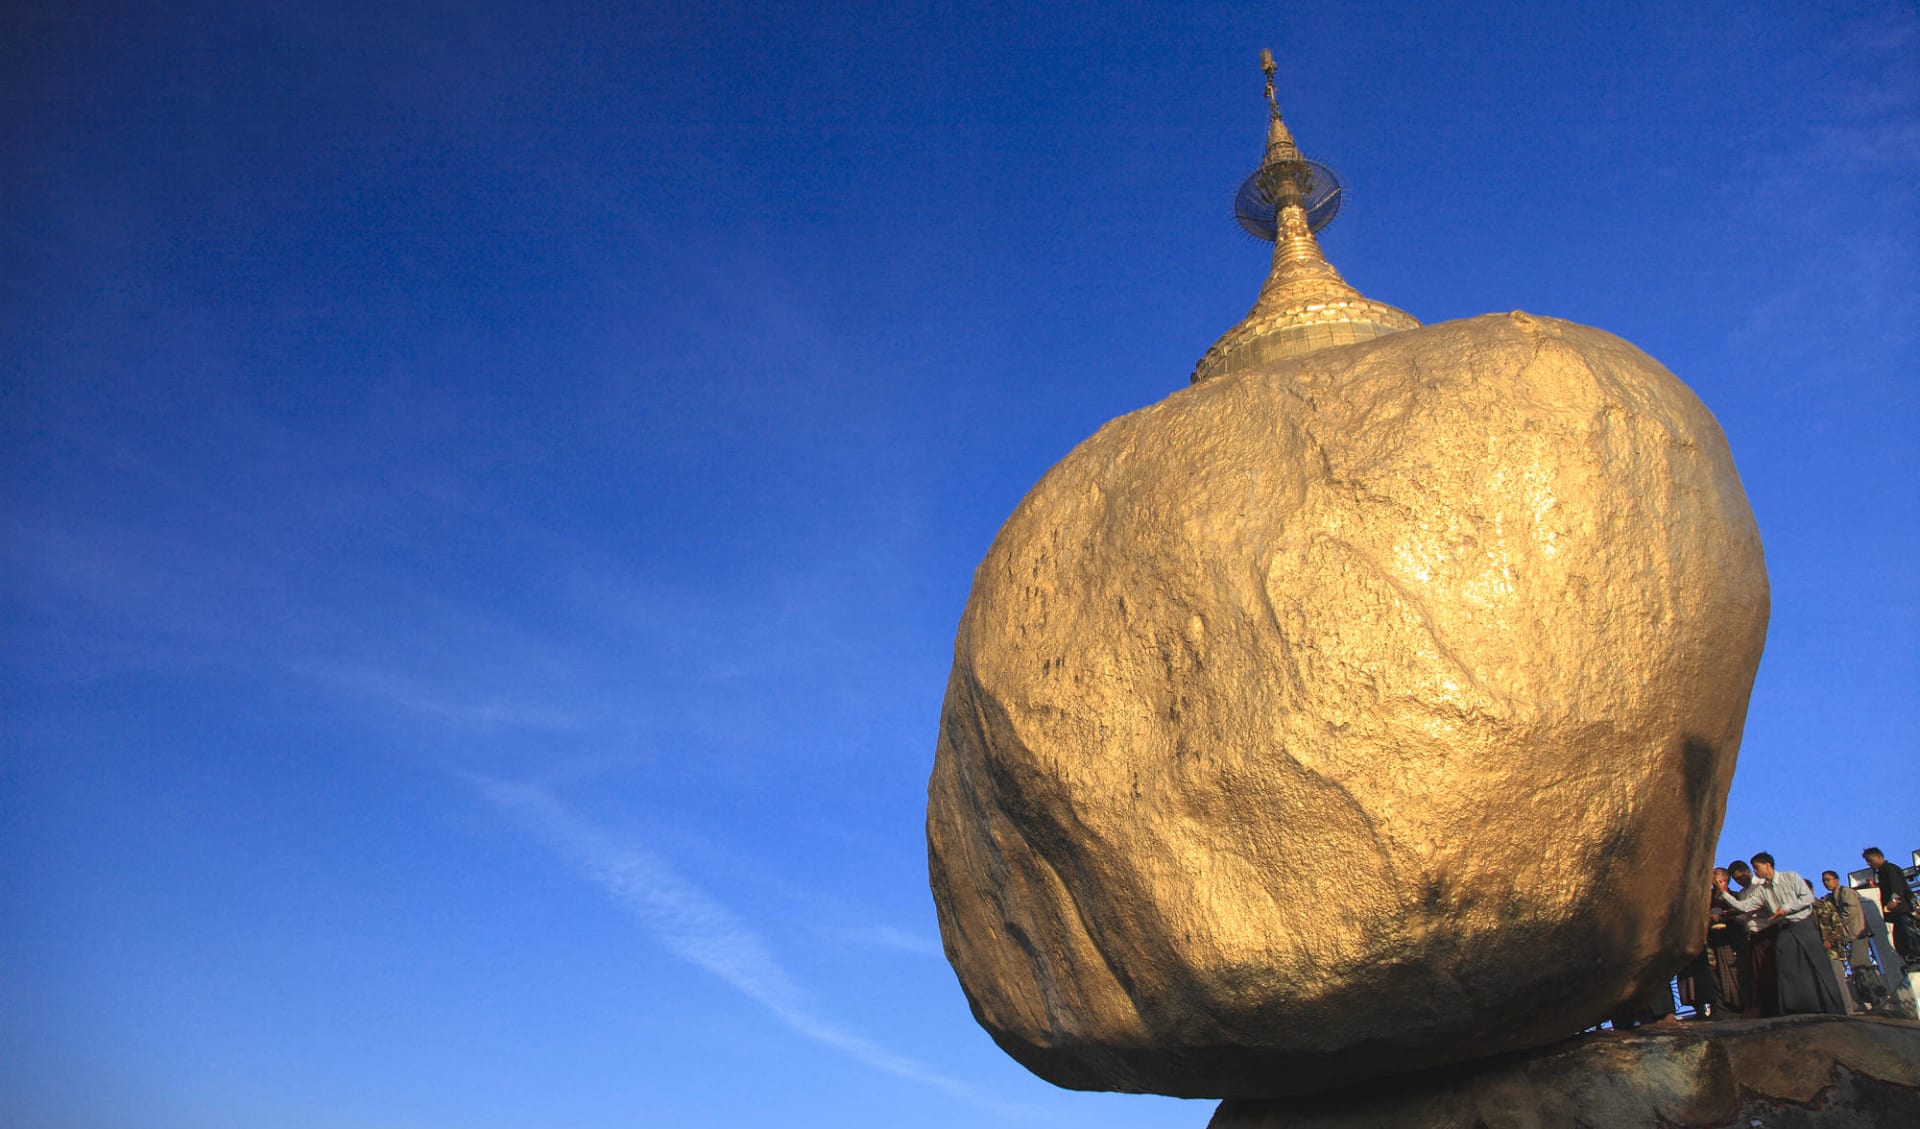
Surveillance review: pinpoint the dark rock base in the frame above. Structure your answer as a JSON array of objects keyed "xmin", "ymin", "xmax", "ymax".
[{"xmin": 1208, "ymin": 1015, "xmax": 1919, "ymax": 1128}]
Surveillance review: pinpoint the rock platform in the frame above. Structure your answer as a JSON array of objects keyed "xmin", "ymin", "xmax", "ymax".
[{"xmin": 1207, "ymin": 1015, "xmax": 1920, "ymax": 1128}]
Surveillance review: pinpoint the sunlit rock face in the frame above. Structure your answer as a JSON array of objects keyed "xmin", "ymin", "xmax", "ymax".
[{"xmin": 926, "ymin": 312, "xmax": 1769, "ymax": 1099}]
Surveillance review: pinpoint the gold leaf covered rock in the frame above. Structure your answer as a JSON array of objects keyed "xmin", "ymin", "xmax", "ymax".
[{"xmin": 926, "ymin": 311, "xmax": 1769, "ymax": 1098}]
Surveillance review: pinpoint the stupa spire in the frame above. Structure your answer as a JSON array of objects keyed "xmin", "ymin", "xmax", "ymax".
[
  {"xmin": 1259, "ymin": 48, "xmax": 1303, "ymax": 165},
  {"xmin": 1191, "ymin": 50, "xmax": 1419, "ymax": 384}
]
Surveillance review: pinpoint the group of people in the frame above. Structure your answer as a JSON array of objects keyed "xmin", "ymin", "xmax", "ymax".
[{"xmin": 1679, "ymin": 846, "xmax": 1917, "ymax": 1023}]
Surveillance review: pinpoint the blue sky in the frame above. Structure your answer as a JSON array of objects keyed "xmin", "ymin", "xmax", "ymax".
[{"xmin": 3, "ymin": 3, "xmax": 1915, "ymax": 1127}]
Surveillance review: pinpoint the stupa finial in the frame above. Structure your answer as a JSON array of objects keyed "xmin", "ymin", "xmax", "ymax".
[
  {"xmin": 1258, "ymin": 49, "xmax": 1304, "ymax": 168},
  {"xmin": 1190, "ymin": 51, "xmax": 1420, "ymax": 384}
]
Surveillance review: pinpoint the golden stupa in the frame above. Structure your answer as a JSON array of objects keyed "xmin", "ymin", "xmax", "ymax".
[
  {"xmin": 930, "ymin": 50, "xmax": 1769, "ymax": 1102},
  {"xmin": 1191, "ymin": 50, "xmax": 1418, "ymax": 384}
]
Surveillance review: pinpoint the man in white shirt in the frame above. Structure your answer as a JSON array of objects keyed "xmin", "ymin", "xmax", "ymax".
[{"xmin": 1715, "ymin": 852, "xmax": 1847, "ymax": 1015}]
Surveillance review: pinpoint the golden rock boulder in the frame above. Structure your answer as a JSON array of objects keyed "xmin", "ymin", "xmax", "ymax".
[{"xmin": 926, "ymin": 312, "xmax": 1768, "ymax": 1098}]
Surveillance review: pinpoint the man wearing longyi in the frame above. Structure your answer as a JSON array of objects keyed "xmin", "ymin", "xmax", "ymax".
[{"xmin": 1716, "ymin": 852, "xmax": 1848, "ymax": 1016}]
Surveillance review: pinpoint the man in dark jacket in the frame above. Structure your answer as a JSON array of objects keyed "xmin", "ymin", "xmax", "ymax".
[{"xmin": 1864, "ymin": 847, "xmax": 1917, "ymax": 965}]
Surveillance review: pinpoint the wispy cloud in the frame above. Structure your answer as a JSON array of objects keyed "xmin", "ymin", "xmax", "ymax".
[
  {"xmin": 1727, "ymin": 5, "xmax": 1918, "ymax": 357},
  {"xmin": 304, "ymin": 662, "xmax": 589, "ymax": 735},
  {"xmin": 473, "ymin": 777, "xmax": 1022, "ymax": 1117},
  {"xmin": 815, "ymin": 921, "xmax": 948, "ymax": 960}
]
